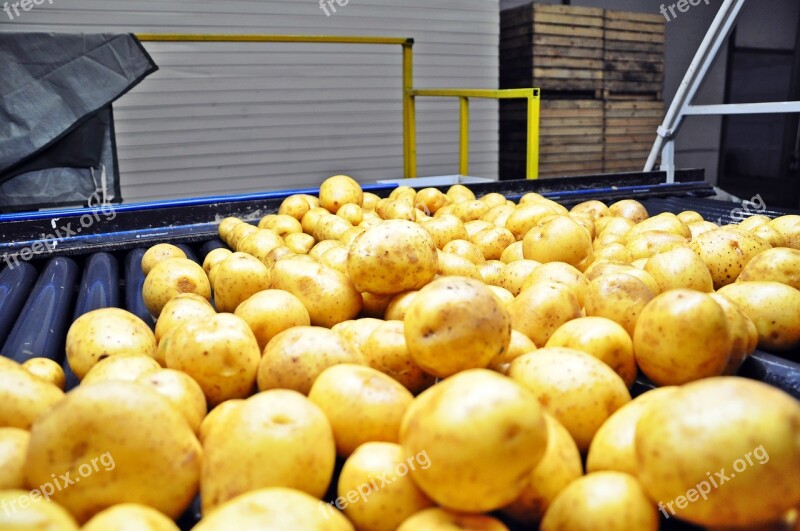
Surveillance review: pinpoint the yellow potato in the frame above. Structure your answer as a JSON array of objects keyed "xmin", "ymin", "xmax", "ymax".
[
  {"xmin": 21, "ymin": 357, "xmax": 65, "ymax": 390},
  {"xmin": 82, "ymin": 504, "xmax": 179, "ymax": 531},
  {"xmin": 487, "ymin": 329, "xmax": 537, "ymax": 375},
  {"xmin": 308, "ymin": 238, "xmax": 344, "ymax": 260},
  {"xmin": 643, "ymin": 246, "xmax": 713, "ymax": 292},
  {"xmin": 390, "ymin": 185, "xmax": 417, "ymax": 202},
  {"xmin": 608, "ymin": 199, "xmax": 648, "ymax": 223},
  {"xmin": 237, "ymin": 228, "xmax": 284, "ymax": 262},
  {"xmin": 257, "ymin": 326, "xmax": 361, "ymax": 395},
  {"xmin": 509, "ymin": 348, "xmax": 631, "ymax": 451},
  {"xmin": 717, "ymin": 281, "xmax": 800, "ymax": 351},
  {"xmin": 478, "ymin": 259, "xmax": 506, "ymax": 285},
  {"xmin": 202, "ymin": 247, "xmax": 232, "ymax": 276},
  {"xmin": 404, "ymin": 277, "xmax": 511, "ymax": 378},
  {"xmin": 636, "ymin": 377, "xmax": 800, "ymax": 527},
  {"xmin": 501, "ymin": 413, "xmax": 583, "ymax": 524},
  {"xmin": 400, "ymin": 369, "xmax": 548, "ymax": 512},
  {"xmin": 278, "ymin": 195, "xmax": 312, "ymax": 221},
  {"xmin": 66, "ymin": 307, "xmax": 157, "ymax": 379},
  {"xmin": 546, "ymin": 317, "xmax": 636, "ymax": 387},
  {"xmin": 360, "ymin": 291, "xmax": 394, "ymax": 318},
  {"xmin": 625, "ymin": 212, "xmax": 691, "ymax": 240},
  {"xmin": 570, "ymin": 213, "xmax": 596, "ymax": 239},
  {"xmin": 625, "ymin": 230, "xmax": 689, "ymax": 260},
  {"xmin": 436, "ymin": 251, "xmax": 483, "ymax": 280},
  {"xmin": 593, "ymin": 230, "xmax": 625, "ymax": 249},
  {"xmin": 211, "ymin": 252, "xmax": 271, "ymax": 313},
  {"xmin": 594, "ymin": 242, "xmax": 633, "ymax": 263},
  {"xmin": 488, "ymin": 285, "xmax": 515, "ymax": 306},
  {"xmin": 464, "ymin": 220, "xmax": 493, "ymax": 238},
  {"xmin": 81, "ymin": 353, "xmax": 160, "ymax": 385},
  {"xmin": 0, "ymin": 428, "xmax": 29, "ymax": 489},
  {"xmin": 571, "ymin": 199, "xmax": 608, "ymax": 221},
  {"xmin": 596, "ymin": 216, "xmax": 635, "ymax": 236},
  {"xmin": 752, "ymin": 223, "xmax": 787, "ymax": 247},
  {"xmin": 136, "ymin": 368, "xmax": 207, "ymax": 435},
  {"xmin": 227, "ymin": 222, "xmax": 258, "ymax": 250},
  {"xmin": 415, "ymin": 188, "xmax": 448, "ymax": 215},
  {"xmin": 420, "ymin": 215, "xmax": 468, "ymax": 249},
  {"xmin": 314, "ymin": 214, "xmax": 353, "ymax": 242},
  {"xmin": 498, "ymin": 259, "xmax": 541, "ymax": 296},
  {"xmin": 347, "ymin": 220, "xmax": 438, "ymax": 295},
  {"xmin": 769, "ymin": 215, "xmax": 800, "ymax": 249},
  {"xmin": 234, "ymin": 289, "xmax": 311, "ymax": 351},
  {"xmin": 677, "ymin": 210, "xmax": 704, "ymax": 224},
  {"xmin": 283, "ymin": 232, "xmax": 315, "ymax": 254},
  {"xmin": 585, "ymin": 386, "xmax": 678, "ymax": 475},
  {"xmin": 202, "ymin": 389, "xmax": 335, "ymax": 512},
  {"xmin": 331, "ymin": 318, "xmax": 384, "ymax": 359},
  {"xmin": 521, "ymin": 262, "xmax": 589, "ymax": 307},
  {"xmin": 508, "ymin": 281, "xmax": 581, "ymax": 346},
  {"xmin": 398, "ymin": 508, "xmax": 509, "ymax": 531},
  {"xmin": 199, "ymin": 399, "xmax": 243, "ymax": 444},
  {"xmin": 163, "ymin": 313, "xmax": 260, "ymax": 406},
  {"xmin": 301, "ymin": 206, "xmax": 332, "ymax": 235},
  {"xmin": 500, "ymin": 240, "xmax": 525, "ymax": 263},
  {"xmin": 584, "ymin": 262, "xmax": 660, "ymax": 296},
  {"xmin": 154, "ymin": 292, "xmax": 215, "ymax": 346},
  {"xmin": 337, "ymin": 202, "xmax": 363, "ymax": 226},
  {"xmin": 441, "ymin": 239, "xmax": 485, "ymax": 264},
  {"xmin": 523, "ymin": 215, "xmax": 593, "ymax": 271},
  {"xmin": 385, "ymin": 290, "xmax": 419, "ymax": 321},
  {"xmin": 737, "ymin": 247, "xmax": 800, "ymax": 289},
  {"xmin": 194, "ymin": 487, "xmax": 353, "ymax": 531},
  {"xmin": 446, "ymin": 184, "xmax": 476, "ymax": 203},
  {"xmin": 319, "ymin": 174, "xmax": 363, "ymax": 213},
  {"xmin": 259, "ymin": 213, "xmax": 303, "ymax": 237},
  {"xmin": 541, "ymin": 472, "xmax": 658, "ymax": 531},
  {"xmin": 709, "ymin": 293, "xmax": 758, "ymax": 375},
  {"xmin": 25, "ymin": 382, "xmax": 201, "ymax": 523},
  {"xmin": 217, "ymin": 216, "xmax": 243, "ymax": 241},
  {"xmin": 690, "ymin": 229, "xmax": 771, "ymax": 289},
  {"xmin": 141, "ymin": 243, "xmax": 186, "ymax": 275},
  {"xmin": 505, "ymin": 203, "xmax": 559, "ymax": 240},
  {"xmin": 362, "ymin": 320, "xmax": 436, "ymax": 394},
  {"xmin": 471, "ymin": 227, "xmax": 516, "ymax": 260},
  {"xmin": 142, "ymin": 258, "xmax": 211, "ymax": 317},
  {"xmin": 0, "ymin": 489, "xmax": 78, "ymax": 530},
  {"xmin": 0, "ymin": 362, "xmax": 64, "ymax": 430},
  {"xmin": 482, "ymin": 204, "xmax": 515, "ymax": 227},
  {"xmin": 688, "ymin": 219, "xmax": 719, "ymax": 238},
  {"xmin": 309, "ymin": 364, "xmax": 413, "ymax": 456},
  {"xmin": 583, "ymin": 272, "xmax": 654, "ymax": 336}
]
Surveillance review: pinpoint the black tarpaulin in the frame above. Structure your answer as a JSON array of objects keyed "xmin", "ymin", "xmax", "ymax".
[{"xmin": 0, "ymin": 32, "xmax": 157, "ymax": 210}]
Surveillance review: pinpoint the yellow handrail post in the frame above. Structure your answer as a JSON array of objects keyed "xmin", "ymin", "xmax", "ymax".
[
  {"xmin": 527, "ymin": 90, "xmax": 540, "ymax": 180},
  {"xmin": 402, "ymin": 42, "xmax": 416, "ymax": 178},
  {"xmin": 459, "ymin": 97, "xmax": 470, "ymax": 175}
]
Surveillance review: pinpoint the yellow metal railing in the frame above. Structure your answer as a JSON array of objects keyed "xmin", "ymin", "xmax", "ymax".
[{"xmin": 135, "ymin": 34, "xmax": 540, "ymax": 180}]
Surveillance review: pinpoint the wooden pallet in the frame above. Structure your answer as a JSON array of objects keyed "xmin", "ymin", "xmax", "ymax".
[
  {"xmin": 603, "ymin": 100, "xmax": 662, "ymax": 172},
  {"xmin": 603, "ymin": 9, "xmax": 665, "ymax": 99}
]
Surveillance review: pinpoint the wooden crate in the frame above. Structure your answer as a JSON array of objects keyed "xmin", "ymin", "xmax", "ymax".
[
  {"xmin": 603, "ymin": 100, "xmax": 663, "ymax": 173},
  {"xmin": 603, "ymin": 10, "xmax": 665, "ymax": 99}
]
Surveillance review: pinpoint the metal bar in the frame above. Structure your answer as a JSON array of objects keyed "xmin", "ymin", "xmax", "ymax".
[
  {"xmin": 410, "ymin": 88, "xmax": 537, "ymax": 99},
  {"xmin": 527, "ymin": 94, "xmax": 540, "ymax": 180},
  {"xmin": 685, "ymin": 102, "xmax": 800, "ymax": 115},
  {"xmin": 403, "ymin": 43, "xmax": 414, "ymax": 178},
  {"xmin": 408, "ymin": 95, "xmax": 417, "ymax": 178},
  {"xmin": 459, "ymin": 97, "xmax": 470, "ymax": 175},
  {"xmin": 135, "ymin": 34, "xmax": 412, "ymax": 45}
]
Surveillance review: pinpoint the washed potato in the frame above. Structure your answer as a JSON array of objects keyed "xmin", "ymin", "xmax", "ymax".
[
  {"xmin": 308, "ymin": 239, "xmax": 344, "ymax": 260},
  {"xmin": 337, "ymin": 203, "xmax": 363, "ymax": 226},
  {"xmin": 463, "ymin": 220, "xmax": 493, "ymax": 239},
  {"xmin": 194, "ymin": 487, "xmax": 353, "ymax": 531},
  {"xmin": 0, "ymin": 428, "xmax": 29, "ymax": 489},
  {"xmin": 751, "ymin": 223, "xmax": 787, "ymax": 247},
  {"xmin": 570, "ymin": 213, "xmax": 596, "ymax": 238},
  {"xmin": 142, "ymin": 257, "xmax": 211, "ymax": 318},
  {"xmin": 385, "ymin": 291, "xmax": 419, "ymax": 321},
  {"xmin": 217, "ymin": 216, "xmax": 243, "ymax": 242},
  {"xmin": 634, "ymin": 289, "xmax": 731, "ymax": 385},
  {"xmin": 347, "ymin": 220, "xmax": 438, "ymax": 295},
  {"xmin": 571, "ymin": 199, "xmax": 608, "ymax": 221},
  {"xmin": 546, "ymin": 317, "xmax": 636, "ymax": 387},
  {"xmin": 498, "ymin": 259, "xmax": 541, "ymax": 296},
  {"xmin": 594, "ymin": 242, "xmax": 633, "ymax": 263},
  {"xmin": 25, "ymin": 382, "xmax": 201, "ymax": 523},
  {"xmin": 0, "ymin": 361, "xmax": 64, "ymax": 429},
  {"xmin": 452, "ymin": 200, "xmax": 490, "ymax": 222},
  {"xmin": 212, "ymin": 252, "xmax": 271, "ymax": 313},
  {"xmin": 320, "ymin": 174, "xmax": 363, "ymax": 213},
  {"xmin": 199, "ymin": 399, "xmax": 244, "ymax": 444},
  {"xmin": 586, "ymin": 386, "xmax": 678, "ymax": 475},
  {"xmin": 301, "ymin": 206, "xmax": 333, "ymax": 235},
  {"xmin": 500, "ymin": 240, "xmax": 525, "ymax": 263},
  {"xmin": 625, "ymin": 212, "xmax": 691, "ymax": 240},
  {"xmin": 361, "ymin": 292, "xmax": 395, "ymax": 318},
  {"xmin": 738, "ymin": 247, "xmax": 800, "ymax": 289},
  {"xmin": 237, "ymin": 228, "xmax": 284, "ymax": 262},
  {"xmin": 636, "ymin": 377, "xmax": 800, "ymax": 527},
  {"xmin": 400, "ymin": 370, "xmax": 548, "ymax": 512},
  {"xmin": 488, "ymin": 285, "xmax": 515, "ymax": 306},
  {"xmin": 523, "ymin": 215, "xmax": 593, "ymax": 271},
  {"xmin": 404, "ymin": 277, "xmax": 511, "ymax": 378},
  {"xmin": 441, "ymin": 239, "xmax": 485, "ymax": 264},
  {"xmin": 415, "ymin": 187, "xmax": 448, "ymax": 215},
  {"xmin": 141, "ymin": 243, "xmax": 186, "ymax": 275},
  {"xmin": 584, "ymin": 272, "xmax": 654, "ymax": 336},
  {"xmin": 596, "ymin": 216, "xmax": 635, "ymax": 236},
  {"xmin": 446, "ymin": 184, "xmax": 476, "ymax": 203},
  {"xmin": 482, "ymin": 204, "xmax": 514, "ymax": 227},
  {"xmin": 521, "ymin": 262, "xmax": 588, "ymax": 307},
  {"xmin": 717, "ymin": 281, "xmax": 800, "ymax": 351},
  {"xmin": 541, "ymin": 472, "xmax": 658, "ymax": 531},
  {"xmin": 332, "ymin": 318, "xmax": 384, "ymax": 359},
  {"xmin": 471, "ymin": 227, "xmax": 515, "ymax": 260},
  {"xmin": 0, "ymin": 489, "xmax": 79, "ymax": 530},
  {"xmin": 643, "ymin": 246, "xmax": 713, "ymax": 292},
  {"xmin": 677, "ymin": 210, "xmax": 704, "ymax": 224},
  {"xmin": 390, "ymin": 185, "xmax": 417, "ymax": 202},
  {"xmin": 202, "ymin": 390, "xmax": 335, "ymax": 512},
  {"xmin": 769, "ymin": 215, "xmax": 800, "ymax": 249},
  {"xmin": 284, "ymin": 232, "xmax": 315, "ymax": 254},
  {"xmin": 584, "ymin": 262, "xmax": 660, "ymax": 296},
  {"xmin": 398, "ymin": 508, "xmax": 509, "ymax": 531},
  {"xmin": 478, "ymin": 260, "xmax": 505, "ymax": 286},
  {"xmin": 272, "ymin": 256, "xmax": 362, "ymax": 327},
  {"xmin": 21, "ymin": 357, "xmax": 65, "ymax": 390},
  {"xmin": 313, "ymin": 213, "xmax": 353, "ymax": 241},
  {"xmin": 259, "ymin": 213, "xmax": 303, "ymax": 237},
  {"xmin": 690, "ymin": 229, "xmax": 771, "ymax": 288},
  {"xmin": 593, "ymin": 230, "xmax": 625, "ymax": 249},
  {"xmin": 278, "ymin": 195, "xmax": 313, "ymax": 221},
  {"xmin": 136, "ymin": 368, "xmax": 207, "ymax": 434},
  {"xmin": 362, "ymin": 320, "xmax": 436, "ymax": 394},
  {"xmin": 625, "ymin": 230, "xmax": 689, "ymax": 260},
  {"xmin": 377, "ymin": 198, "xmax": 416, "ymax": 221},
  {"xmin": 309, "ymin": 364, "xmax": 413, "ymax": 456},
  {"xmin": 487, "ymin": 329, "xmax": 537, "ymax": 375},
  {"xmin": 421, "ymin": 215, "xmax": 468, "ymax": 249},
  {"xmin": 361, "ymin": 192, "xmax": 380, "ymax": 212},
  {"xmin": 709, "ymin": 293, "xmax": 758, "ymax": 375},
  {"xmin": 164, "ymin": 313, "xmax": 260, "ymax": 406},
  {"xmin": 154, "ymin": 292, "xmax": 215, "ymax": 345},
  {"xmin": 257, "ymin": 326, "xmax": 361, "ymax": 395},
  {"xmin": 509, "ymin": 348, "xmax": 631, "ymax": 451},
  {"xmin": 608, "ymin": 199, "xmax": 648, "ymax": 223},
  {"xmin": 505, "ymin": 203, "xmax": 559, "ymax": 241},
  {"xmin": 501, "ymin": 413, "xmax": 583, "ymax": 524},
  {"xmin": 82, "ymin": 504, "xmax": 179, "ymax": 531},
  {"xmin": 227, "ymin": 222, "xmax": 258, "ymax": 250},
  {"xmin": 688, "ymin": 220, "xmax": 719, "ymax": 238},
  {"xmin": 437, "ymin": 251, "xmax": 482, "ymax": 280},
  {"xmin": 508, "ymin": 281, "xmax": 581, "ymax": 346},
  {"xmin": 66, "ymin": 307, "xmax": 157, "ymax": 379},
  {"xmin": 81, "ymin": 353, "xmax": 160, "ymax": 385},
  {"xmin": 234, "ymin": 289, "xmax": 310, "ymax": 351}
]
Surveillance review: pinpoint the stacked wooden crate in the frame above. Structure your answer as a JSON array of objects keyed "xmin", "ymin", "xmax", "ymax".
[{"xmin": 604, "ymin": 100, "xmax": 663, "ymax": 173}]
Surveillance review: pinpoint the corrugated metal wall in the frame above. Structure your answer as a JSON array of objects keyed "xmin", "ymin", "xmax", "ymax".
[{"xmin": 3, "ymin": 0, "xmax": 499, "ymax": 202}]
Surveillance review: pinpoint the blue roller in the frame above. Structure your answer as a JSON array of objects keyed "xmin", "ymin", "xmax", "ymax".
[
  {"xmin": 1, "ymin": 257, "xmax": 78, "ymax": 364},
  {"xmin": 0, "ymin": 262, "xmax": 38, "ymax": 345},
  {"xmin": 124, "ymin": 249, "xmax": 155, "ymax": 328},
  {"xmin": 175, "ymin": 243, "xmax": 199, "ymax": 263}
]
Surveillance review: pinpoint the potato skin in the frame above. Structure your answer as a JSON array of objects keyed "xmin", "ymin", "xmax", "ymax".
[
  {"xmin": 320, "ymin": 174, "xmax": 363, "ymax": 214},
  {"xmin": 583, "ymin": 272, "xmax": 654, "ymax": 337},
  {"xmin": 141, "ymin": 244, "xmax": 186, "ymax": 275},
  {"xmin": 716, "ymin": 281, "xmax": 800, "ymax": 351},
  {"xmin": 523, "ymin": 215, "xmax": 593, "ymax": 271},
  {"xmin": 82, "ymin": 504, "xmax": 180, "ymax": 531},
  {"xmin": 362, "ymin": 320, "xmax": 436, "ymax": 394},
  {"xmin": 234, "ymin": 289, "xmax": 311, "ymax": 351},
  {"xmin": 142, "ymin": 258, "xmax": 211, "ymax": 317},
  {"xmin": 212, "ymin": 252, "xmax": 271, "ymax": 313},
  {"xmin": 398, "ymin": 508, "xmax": 509, "ymax": 531},
  {"xmin": 508, "ymin": 281, "xmax": 581, "ymax": 346},
  {"xmin": 737, "ymin": 247, "xmax": 800, "ymax": 289},
  {"xmin": 690, "ymin": 229, "xmax": 771, "ymax": 289},
  {"xmin": 0, "ymin": 427, "xmax": 30, "ymax": 489}
]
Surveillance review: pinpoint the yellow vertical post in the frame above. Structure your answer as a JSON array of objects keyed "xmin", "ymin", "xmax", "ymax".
[
  {"xmin": 459, "ymin": 97, "xmax": 470, "ymax": 175},
  {"xmin": 526, "ymin": 91, "xmax": 540, "ymax": 180},
  {"xmin": 402, "ymin": 42, "xmax": 416, "ymax": 178}
]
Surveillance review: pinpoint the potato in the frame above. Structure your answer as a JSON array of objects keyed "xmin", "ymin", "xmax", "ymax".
[
  {"xmin": 625, "ymin": 230, "xmax": 689, "ymax": 260},
  {"xmin": 0, "ymin": 428, "xmax": 29, "ymax": 489},
  {"xmin": 400, "ymin": 369, "xmax": 548, "ymax": 512},
  {"xmin": 237, "ymin": 229, "xmax": 284, "ymax": 261},
  {"xmin": 482, "ymin": 204, "xmax": 515, "ymax": 227},
  {"xmin": 594, "ymin": 242, "xmax": 633, "ymax": 264},
  {"xmin": 142, "ymin": 258, "xmax": 211, "ymax": 317},
  {"xmin": 212, "ymin": 252, "xmax": 271, "ymax": 313},
  {"xmin": 398, "ymin": 508, "xmax": 509, "ymax": 531},
  {"xmin": 523, "ymin": 215, "xmax": 593, "ymax": 271},
  {"xmin": 227, "ymin": 222, "xmax": 258, "ymax": 250},
  {"xmin": 301, "ymin": 206, "xmax": 332, "ymax": 234},
  {"xmin": 163, "ymin": 313, "xmax": 260, "ymax": 406},
  {"xmin": 478, "ymin": 259, "xmax": 506, "ymax": 285},
  {"xmin": 452, "ymin": 200, "xmax": 490, "ymax": 223},
  {"xmin": 0, "ymin": 361, "xmax": 64, "ymax": 430},
  {"xmin": 501, "ymin": 413, "xmax": 583, "ymax": 524},
  {"xmin": 141, "ymin": 243, "xmax": 186, "ymax": 275},
  {"xmin": 390, "ymin": 185, "xmax": 417, "ymax": 202},
  {"xmin": 339, "ymin": 225, "xmax": 366, "ymax": 246},
  {"xmin": 687, "ymin": 219, "xmax": 719, "ymax": 239},
  {"xmin": 593, "ymin": 230, "xmax": 625, "ymax": 249},
  {"xmin": 308, "ymin": 239, "xmax": 343, "ymax": 260},
  {"xmin": 541, "ymin": 472, "xmax": 658, "ymax": 531},
  {"xmin": 218, "ymin": 216, "xmax": 243, "ymax": 241},
  {"xmin": 751, "ymin": 223, "xmax": 787, "ymax": 247},
  {"xmin": 313, "ymin": 214, "xmax": 353, "ymax": 242},
  {"xmin": 690, "ymin": 229, "xmax": 771, "ymax": 289},
  {"xmin": 446, "ymin": 184, "xmax": 476, "ymax": 203},
  {"xmin": 738, "ymin": 247, "xmax": 800, "ymax": 289},
  {"xmin": 361, "ymin": 320, "xmax": 435, "ymax": 394},
  {"xmin": 272, "ymin": 256, "xmax": 362, "ymax": 327},
  {"xmin": 309, "ymin": 364, "xmax": 413, "ymax": 456},
  {"xmin": 441, "ymin": 239, "xmax": 485, "ymax": 264},
  {"xmin": 545, "ymin": 317, "xmax": 636, "ymax": 387},
  {"xmin": 636, "ymin": 377, "xmax": 800, "ymax": 527},
  {"xmin": 0, "ymin": 489, "xmax": 79, "ymax": 529},
  {"xmin": 608, "ymin": 199, "xmax": 648, "ymax": 223},
  {"xmin": 234, "ymin": 289, "xmax": 310, "ymax": 351},
  {"xmin": 194, "ymin": 487, "xmax": 353, "ymax": 531},
  {"xmin": 320, "ymin": 174, "xmax": 363, "ymax": 213},
  {"xmin": 199, "ymin": 399, "xmax": 243, "ymax": 444},
  {"xmin": 336, "ymin": 203, "xmax": 363, "ymax": 226},
  {"xmin": 643, "ymin": 246, "xmax": 713, "ymax": 292},
  {"xmin": 21, "ymin": 357, "xmax": 65, "ymax": 390},
  {"xmin": 625, "ymin": 212, "xmax": 691, "ymax": 240},
  {"xmin": 257, "ymin": 326, "xmax": 361, "ymax": 395},
  {"xmin": 471, "ymin": 227, "xmax": 515, "ymax": 260},
  {"xmin": 261, "ymin": 246, "xmax": 295, "ymax": 269},
  {"xmin": 585, "ymin": 386, "xmax": 678, "ymax": 475},
  {"xmin": 466, "ymin": 221, "xmax": 494, "ymax": 239},
  {"xmin": 570, "ymin": 213, "xmax": 596, "ymax": 239},
  {"xmin": 505, "ymin": 204, "xmax": 558, "ymax": 240},
  {"xmin": 709, "ymin": 293, "xmax": 758, "ymax": 375},
  {"xmin": 404, "ymin": 277, "xmax": 511, "ymax": 378},
  {"xmin": 360, "ymin": 292, "xmax": 394, "ymax": 318},
  {"xmin": 487, "ymin": 329, "xmax": 537, "ymax": 375},
  {"xmin": 584, "ymin": 273, "xmax": 654, "ymax": 336},
  {"xmin": 498, "ymin": 259, "xmax": 541, "ymax": 296},
  {"xmin": 82, "ymin": 504, "xmax": 179, "ymax": 531},
  {"xmin": 202, "ymin": 390, "xmax": 335, "ymax": 512},
  {"xmin": 283, "ymin": 232, "xmax": 315, "ymax": 254},
  {"xmin": 769, "ymin": 215, "xmax": 800, "ymax": 249},
  {"xmin": 488, "ymin": 285, "xmax": 515, "ymax": 306},
  {"xmin": 154, "ymin": 293, "xmax": 215, "ymax": 346},
  {"xmin": 521, "ymin": 262, "xmax": 588, "ymax": 307},
  {"xmin": 500, "ymin": 240, "xmax": 525, "ymax": 263},
  {"xmin": 337, "ymin": 442, "xmax": 434, "ymax": 531},
  {"xmin": 25, "ymin": 382, "xmax": 201, "ymax": 523},
  {"xmin": 385, "ymin": 290, "xmax": 419, "ymax": 321},
  {"xmin": 436, "ymin": 251, "xmax": 482, "ymax": 280},
  {"xmin": 202, "ymin": 247, "xmax": 232, "ymax": 276},
  {"xmin": 508, "ymin": 281, "xmax": 581, "ymax": 346},
  {"xmin": 81, "ymin": 353, "xmax": 160, "ymax": 385},
  {"xmin": 596, "ymin": 216, "xmax": 635, "ymax": 236},
  {"xmin": 584, "ymin": 262, "xmax": 660, "ymax": 295},
  {"xmin": 509, "ymin": 348, "xmax": 631, "ymax": 451},
  {"xmin": 66, "ymin": 307, "xmax": 157, "ymax": 379},
  {"xmin": 421, "ymin": 215, "xmax": 468, "ymax": 249},
  {"xmin": 716, "ymin": 281, "xmax": 800, "ymax": 351},
  {"xmin": 331, "ymin": 318, "xmax": 384, "ymax": 359},
  {"xmin": 135, "ymin": 368, "xmax": 207, "ymax": 435},
  {"xmin": 571, "ymin": 199, "xmax": 608, "ymax": 221},
  {"xmin": 677, "ymin": 210, "xmax": 704, "ymax": 224},
  {"xmin": 415, "ymin": 188, "xmax": 448, "ymax": 215}
]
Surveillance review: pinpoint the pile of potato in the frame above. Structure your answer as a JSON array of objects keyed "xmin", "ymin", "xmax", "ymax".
[{"xmin": 2, "ymin": 174, "xmax": 800, "ymax": 530}]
